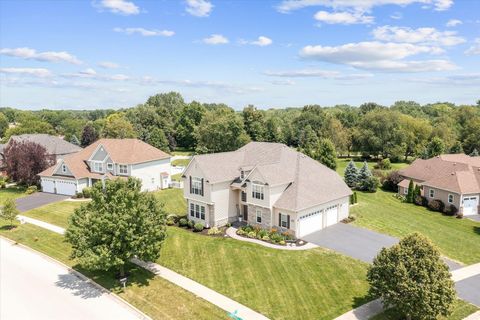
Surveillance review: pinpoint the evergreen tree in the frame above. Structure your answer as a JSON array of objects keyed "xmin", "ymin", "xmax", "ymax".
[
  {"xmin": 427, "ymin": 137, "xmax": 445, "ymax": 158},
  {"xmin": 414, "ymin": 184, "xmax": 421, "ymax": 198},
  {"xmin": 69, "ymin": 134, "xmax": 80, "ymax": 146},
  {"xmin": 448, "ymin": 141, "xmax": 463, "ymax": 154},
  {"xmin": 81, "ymin": 122, "xmax": 98, "ymax": 147},
  {"xmin": 146, "ymin": 127, "xmax": 170, "ymax": 151},
  {"xmin": 344, "ymin": 160, "xmax": 359, "ymax": 188},
  {"xmin": 358, "ymin": 161, "xmax": 372, "ymax": 182},
  {"xmin": 470, "ymin": 148, "xmax": 479, "ymax": 157},
  {"xmin": 315, "ymin": 138, "xmax": 337, "ymax": 170},
  {"xmin": 406, "ymin": 179, "xmax": 414, "ymax": 203}
]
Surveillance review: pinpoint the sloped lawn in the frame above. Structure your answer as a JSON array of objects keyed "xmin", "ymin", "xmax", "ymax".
[
  {"xmin": 0, "ymin": 187, "xmax": 26, "ymax": 202},
  {"xmin": 153, "ymin": 188, "xmax": 186, "ymax": 216},
  {"xmin": 351, "ymin": 189, "xmax": 480, "ymax": 265},
  {"xmin": 21, "ymin": 201, "xmax": 83, "ymax": 228},
  {"xmin": 159, "ymin": 227, "xmax": 372, "ymax": 320}
]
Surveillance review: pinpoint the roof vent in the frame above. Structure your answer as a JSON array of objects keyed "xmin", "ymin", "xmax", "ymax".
[{"xmin": 451, "ymin": 172, "xmax": 455, "ymax": 175}]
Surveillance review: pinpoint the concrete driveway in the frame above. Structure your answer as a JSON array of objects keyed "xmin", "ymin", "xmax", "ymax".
[
  {"xmin": 467, "ymin": 215, "xmax": 480, "ymax": 222},
  {"xmin": 16, "ymin": 192, "xmax": 70, "ymax": 212},
  {"xmin": 456, "ymin": 274, "xmax": 480, "ymax": 307},
  {"xmin": 302, "ymin": 223, "xmax": 398, "ymax": 263},
  {"xmin": 0, "ymin": 238, "xmax": 146, "ymax": 320}
]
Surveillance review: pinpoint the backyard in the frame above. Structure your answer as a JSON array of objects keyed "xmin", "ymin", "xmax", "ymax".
[{"xmin": 335, "ymin": 158, "xmax": 409, "ymax": 176}]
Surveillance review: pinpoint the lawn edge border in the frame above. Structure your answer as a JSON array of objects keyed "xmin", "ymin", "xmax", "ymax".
[{"xmin": 0, "ymin": 235, "xmax": 152, "ymax": 320}]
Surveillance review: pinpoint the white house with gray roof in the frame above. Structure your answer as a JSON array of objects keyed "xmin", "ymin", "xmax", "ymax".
[{"xmin": 182, "ymin": 142, "xmax": 352, "ymax": 238}]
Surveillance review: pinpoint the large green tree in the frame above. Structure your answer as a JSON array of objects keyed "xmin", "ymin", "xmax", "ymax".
[
  {"xmin": 0, "ymin": 112, "xmax": 9, "ymax": 139},
  {"xmin": 175, "ymin": 101, "xmax": 206, "ymax": 149},
  {"xmin": 65, "ymin": 178, "xmax": 167, "ymax": 277},
  {"xmin": 367, "ymin": 233, "xmax": 456, "ymax": 320},
  {"xmin": 242, "ymin": 105, "xmax": 266, "ymax": 141},
  {"xmin": 102, "ymin": 113, "xmax": 137, "ymax": 139},
  {"xmin": 315, "ymin": 138, "xmax": 337, "ymax": 170}
]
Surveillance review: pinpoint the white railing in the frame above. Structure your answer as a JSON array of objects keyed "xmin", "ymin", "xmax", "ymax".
[{"xmin": 170, "ymin": 181, "xmax": 184, "ymax": 189}]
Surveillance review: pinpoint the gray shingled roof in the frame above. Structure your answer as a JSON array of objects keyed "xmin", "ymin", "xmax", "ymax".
[
  {"xmin": 6, "ymin": 134, "xmax": 82, "ymax": 156},
  {"xmin": 191, "ymin": 142, "xmax": 352, "ymax": 212}
]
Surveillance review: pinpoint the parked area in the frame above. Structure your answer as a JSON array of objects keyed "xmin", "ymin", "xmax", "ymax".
[{"xmin": 15, "ymin": 192, "xmax": 69, "ymax": 213}]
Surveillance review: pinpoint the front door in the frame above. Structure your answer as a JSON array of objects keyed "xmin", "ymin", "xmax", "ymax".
[{"xmin": 243, "ymin": 205, "xmax": 248, "ymax": 221}]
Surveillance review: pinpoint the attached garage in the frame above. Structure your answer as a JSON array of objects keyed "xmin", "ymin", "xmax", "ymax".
[
  {"xmin": 463, "ymin": 196, "xmax": 479, "ymax": 216},
  {"xmin": 40, "ymin": 177, "xmax": 77, "ymax": 196},
  {"xmin": 325, "ymin": 205, "xmax": 339, "ymax": 227},
  {"xmin": 297, "ymin": 204, "xmax": 340, "ymax": 238},
  {"xmin": 41, "ymin": 178, "xmax": 55, "ymax": 193}
]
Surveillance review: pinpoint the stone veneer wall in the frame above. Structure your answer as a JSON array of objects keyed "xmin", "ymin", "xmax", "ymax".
[{"xmin": 247, "ymin": 204, "xmax": 272, "ymax": 229}]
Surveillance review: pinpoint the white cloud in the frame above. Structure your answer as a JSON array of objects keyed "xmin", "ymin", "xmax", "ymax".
[
  {"xmin": 239, "ymin": 36, "xmax": 273, "ymax": 46},
  {"xmin": 299, "ymin": 41, "xmax": 455, "ymax": 72},
  {"xmin": 276, "ymin": 0, "xmax": 453, "ymax": 13},
  {"xmin": 264, "ymin": 69, "xmax": 374, "ymax": 79},
  {"xmin": 96, "ymin": 0, "xmax": 139, "ymax": 15},
  {"xmin": 98, "ymin": 61, "xmax": 120, "ymax": 69},
  {"xmin": 0, "ymin": 47, "xmax": 82, "ymax": 64},
  {"xmin": 64, "ymin": 68, "xmax": 129, "ymax": 81},
  {"xmin": 390, "ymin": 11, "xmax": 403, "ymax": 19},
  {"xmin": 372, "ymin": 26, "xmax": 465, "ymax": 46},
  {"xmin": 0, "ymin": 67, "xmax": 52, "ymax": 78},
  {"xmin": 113, "ymin": 27, "xmax": 174, "ymax": 37},
  {"xmin": 465, "ymin": 38, "xmax": 480, "ymax": 55},
  {"xmin": 271, "ymin": 79, "xmax": 296, "ymax": 85},
  {"xmin": 314, "ymin": 11, "xmax": 374, "ymax": 24},
  {"xmin": 140, "ymin": 77, "xmax": 263, "ymax": 94},
  {"xmin": 410, "ymin": 73, "xmax": 480, "ymax": 86},
  {"xmin": 185, "ymin": 0, "xmax": 213, "ymax": 17},
  {"xmin": 203, "ymin": 34, "xmax": 229, "ymax": 45},
  {"xmin": 446, "ymin": 19, "xmax": 462, "ymax": 27}
]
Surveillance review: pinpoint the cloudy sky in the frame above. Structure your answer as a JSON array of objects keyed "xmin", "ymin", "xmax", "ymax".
[{"xmin": 0, "ymin": 0, "xmax": 479, "ymax": 110}]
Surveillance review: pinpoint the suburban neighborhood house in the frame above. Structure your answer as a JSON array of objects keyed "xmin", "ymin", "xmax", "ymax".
[
  {"xmin": 0, "ymin": 133, "xmax": 82, "ymax": 169},
  {"xmin": 39, "ymin": 138, "xmax": 172, "ymax": 195},
  {"xmin": 183, "ymin": 142, "xmax": 352, "ymax": 238},
  {"xmin": 398, "ymin": 154, "xmax": 480, "ymax": 216}
]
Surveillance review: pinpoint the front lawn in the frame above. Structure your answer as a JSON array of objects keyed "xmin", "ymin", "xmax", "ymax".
[
  {"xmin": 0, "ymin": 186, "xmax": 27, "ymax": 203},
  {"xmin": 159, "ymin": 227, "xmax": 372, "ymax": 320},
  {"xmin": 172, "ymin": 158, "xmax": 191, "ymax": 167},
  {"xmin": 0, "ymin": 220, "xmax": 226, "ymax": 320},
  {"xmin": 152, "ymin": 188, "xmax": 187, "ymax": 216},
  {"xmin": 351, "ymin": 189, "xmax": 480, "ymax": 265},
  {"xmin": 21, "ymin": 201, "xmax": 83, "ymax": 228},
  {"xmin": 336, "ymin": 158, "xmax": 408, "ymax": 176},
  {"xmin": 371, "ymin": 299, "xmax": 478, "ymax": 320}
]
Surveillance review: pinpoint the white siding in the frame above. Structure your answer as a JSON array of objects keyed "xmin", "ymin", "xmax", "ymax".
[
  {"xmin": 210, "ymin": 181, "xmax": 237, "ymax": 225},
  {"xmin": 131, "ymin": 158, "xmax": 171, "ymax": 192},
  {"xmin": 183, "ymin": 159, "xmax": 212, "ymax": 202}
]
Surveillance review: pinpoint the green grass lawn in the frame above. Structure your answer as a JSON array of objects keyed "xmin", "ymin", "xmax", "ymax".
[
  {"xmin": 351, "ymin": 189, "xmax": 480, "ymax": 265},
  {"xmin": 336, "ymin": 158, "xmax": 409, "ymax": 176},
  {"xmin": 21, "ymin": 201, "xmax": 83, "ymax": 228},
  {"xmin": 171, "ymin": 148, "xmax": 194, "ymax": 156},
  {"xmin": 0, "ymin": 220, "xmax": 226, "ymax": 320},
  {"xmin": 172, "ymin": 158, "xmax": 191, "ymax": 167},
  {"xmin": 371, "ymin": 299, "xmax": 478, "ymax": 320},
  {"xmin": 159, "ymin": 227, "xmax": 372, "ymax": 320},
  {"xmin": 0, "ymin": 187, "xmax": 27, "ymax": 203},
  {"xmin": 171, "ymin": 173, "xmax": 182, "ymax": 182},
  {"xmin": 152, "ymin": 188, "xmax": 187, "ymax": 216}
]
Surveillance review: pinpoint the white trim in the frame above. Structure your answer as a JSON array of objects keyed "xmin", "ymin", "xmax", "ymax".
[
  {"xmin": 87, "ymin": 143, "xmax": 106, "ymax": 161},
  {"xmin": 118, "ymin": 164, "xmax": 128, "ymax": 175},
  {"xmin": 256, "ymin": 209, "xmax": 262, "ymax": 223}
]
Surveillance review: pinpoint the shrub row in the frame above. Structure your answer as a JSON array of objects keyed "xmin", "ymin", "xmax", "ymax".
[{"xmin": 236, "ymin": 225, "xmax": 294, "ymax": 245}]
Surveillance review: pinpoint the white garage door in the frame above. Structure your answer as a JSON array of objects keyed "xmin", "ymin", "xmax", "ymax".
[
  {"xmin": 298, "ymin": 210, "xmax": 323, "ymax": 238},
  {"xmin": 325, "ymin": 205, "xmax": 338, "ymax": 227},
  {"xmin": 463, "ymin": 197, "xmax": 478, "ymax": 216},
  {"xmin": 41, "ymin": 179, "xmax": 55, "ymax": 193},
  {"xmin": 55, "ymin": 180, "xmax": 77, "ymax": 196}
]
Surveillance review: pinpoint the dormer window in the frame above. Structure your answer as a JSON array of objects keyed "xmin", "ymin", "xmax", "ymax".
[
  {"xmin": 92, "ymin": 161, "xmax": 103, "ymax": 173},
  {"xmin": 240, "ymin": 171, "xmax": 244, "ymax": 179},
  {"xmin": 107, "ymin": 163, "xmax": 113, "ymax": 171}
]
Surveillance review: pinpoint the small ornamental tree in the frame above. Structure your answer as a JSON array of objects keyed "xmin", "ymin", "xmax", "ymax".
[
  {"xmin": 1, "ymin": 199, "xmax": 19, "ymax": 227},
  {"xmin": 406, "ymin": 180, "xmax": 414, "ymax": 203},
  {"xmin": 4, "ymin": 140, "xmax": 53, "ymax": 186},
  {"xmin": 357, "ymin": 161, "xmax": 372, "ymax": 188},
  {"xmin": 367, "ymin": 233, "xmax": 456, "ymax": 320},
  {"xmin": 344, "ymin": 160, "xmax": 359, "ymax": 188},
  {"xmin": 65, "ymin": 177, "xmax": 167, "ymax": 277},
  {"xmin": 470, "ymin": 148, "xmax": 479, "ymax": 157},
  {"xmin": 414, "ymin": 185, "xmax": 421, "ymax": 198},
  {"xmin": 315, "ymin": 138, "xmax": 337, "ymax": 170},
  {"xmin": 80, "ymin": 122, "xmax": 99, "ymax": 147},
  {"xmin": 69, "ymin": 134, "xmax": 80, "ymax": 146}
]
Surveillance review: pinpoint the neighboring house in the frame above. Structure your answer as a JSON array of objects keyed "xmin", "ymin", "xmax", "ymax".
[
  {"xmin": 182, "ymin": 142, "xmax": 352, "ymax": 238},
  {"xmin": 0, "ymin": 134, "xmax": 82, "ymax": 169},
  {"xmin": 398, "ymin": 154, "xmax": 480, "ymax": 216},
  {"xmin": 38, "ymin": 139, "xmax": 171, "ymax": 195}
]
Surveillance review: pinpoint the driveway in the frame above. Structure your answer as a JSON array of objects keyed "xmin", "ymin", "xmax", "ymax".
[
  {"xmin": 15, "ymin": 192, "xmax": 69, "ymax": 212},
  {"xmin": 0, "ymin": 238, "xmax": 146, "ymax": 320},
  {"xmin": 467, "ymin": 215, "xmax": 480, "ymax": 222},
  {"xmin": 456, "ymin": 274, "xmax": 480, "ymax": 307}
]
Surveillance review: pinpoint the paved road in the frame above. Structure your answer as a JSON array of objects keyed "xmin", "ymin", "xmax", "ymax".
[
  {"xmin": 16, "ymin": 192, "xmax": 69, "ymax": 212},
  {"xmin": 0, "ymin": 238, "xmax": 146, "ymax": 320}
]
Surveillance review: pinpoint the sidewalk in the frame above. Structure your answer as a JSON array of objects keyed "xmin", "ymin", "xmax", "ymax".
[{"xmin": 17, "ymin": 215, "xmax": 66, "ymax": 235}]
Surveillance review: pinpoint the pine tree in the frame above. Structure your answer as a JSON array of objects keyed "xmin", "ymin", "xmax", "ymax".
[
  {"xmin": 406, "ymin": 180, "xmax": 414, "ymax": 203},
  {"xmin": 353, "ymin": 191, "xmax": 358, "ymax": 204},
  {"xmin": 358, "ymin": 161, "xmax": 372, "ymax": 182},
  {"xmin": 69, "ymin": 134, "xmax": 80, "ymax": 146},
  {"xmin": 470, "ymin": 148, "xmax": 479, "ymax": 157},
  {"xmin": 344, "ymin": 160, "xmax": 359, "ymax": 188}
]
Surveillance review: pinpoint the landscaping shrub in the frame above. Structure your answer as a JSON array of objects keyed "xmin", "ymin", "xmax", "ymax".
[
  {"xmin": 167, "ymin": 214, "xmax": 179, "ymax": 223},
  {"xmin": 428, "ymin": 199, "xmax": 445, "ymax": 213},
  {"xmin": 358, "ymin": 176, "xmax": 379, "ymax": 192},
  {"xmin": 414, "ymin": 195, "xmax": 426, "ymax": 206},
  {"xmin": 237, "ymin": 229, "xmax": 245, "ymax": 236},
  {"xmin": 353, "ymin": 192, "xmax": 358, "ymax": 204},
  {"xmin": 270, "ymin": 232, "xmax": 283, "ymax": 243},
  {"xmin": 179, "ymin": 218, "xmax": 188, "ymax": 227},
  {"xmin": 166, "ymin": 219, "xmax": 175, "ymax": 226},
  {"xmin": 445, "ymin": 204, "xmax": 458, "ymax": 216},
  {"xmin": 456, "ymin": 211, "xmax": 464, "ymax": 219},
  {"xmin": 247, "ymin": 231, "xmax": 256, "ymax": 238},
  {"xmin": 82, "ymin": 187, "xmax": 92, "ymax": 198},
  {"xmin": 0, "ymin": 181, "xmax": 6, "ymax": 189},
  {"xmin": 25, "ymin": 185, "xmax": 37, "ymax": 194},
  {"xmin": 226, "ymin": 222, "xmax": 232, "ymax": 228},
  {"xmin": 207, "ymin": 227, "xmax": 221, "ymax": 235},
  {"xmin": 75, "ymin": 192, "xmax": 84, "ymax": 198},
  {"xmin": 374, "ymin": 158, "xmax": 392, "ymax": 170},
  {"xmin": 187, "ymin": 220, "xmax": 194, "ymax": 229},
  {"xmin": 258, "ymin": 229, "xmax": 268, "ymax": 238},
  {"xmin": 262, "ymin": 235, "xmax": 270, "ymax": 241},
  {"xmin": 193, "ymin": 223, "xmax": 204, "ymax": 232},
  {"xmin": 381, "ymin": 170, "xmax": 402, "ymax": 192}
]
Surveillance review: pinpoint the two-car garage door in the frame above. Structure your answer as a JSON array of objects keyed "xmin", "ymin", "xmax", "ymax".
[
  {"xmin": 297, "ymin": 205, "xmax": 339, "ymax": 238},
  {"xmin": 463, "ymin": 196, "xmax": 478, "ymax": 216},
  {"xmin": 41, "ymin": 178, "xmax": 77, "ymax": 196}
]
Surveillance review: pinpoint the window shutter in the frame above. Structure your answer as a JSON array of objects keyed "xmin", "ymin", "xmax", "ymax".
[
  {"xmin": 278, "ymin": 213, "xmax": 281, "ymax": 227},
  {"xmin": 287, "ymin": 215, "xmax": 290, "ymax": 229},
  {"xmin": 189, "ymin": 176, "xmax": 192, "ymax": 193},
  {"xmin": 201, "ymin": 178, "xmax": 204, "ymax": 196}
]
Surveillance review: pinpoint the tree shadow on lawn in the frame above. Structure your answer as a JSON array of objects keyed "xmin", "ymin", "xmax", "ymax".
[
  {"xmin": 353, "ymin": 292, "xmax": 377, "ymax": 309},
  {"xmin": 0, "ymin": 225, "xmax": 17, "ymax": 231},
  {"xmin": 73, "ymin": 262, "xmax": 155, "ymax": 294},
  {"xmin": 474, "ymin": 226, "xmax": 480, "ymax": 236}
]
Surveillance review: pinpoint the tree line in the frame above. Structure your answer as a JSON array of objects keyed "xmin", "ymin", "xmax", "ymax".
[{"xmin": 1, "ymin": 93, "xmax": 479, "ymax": 163}]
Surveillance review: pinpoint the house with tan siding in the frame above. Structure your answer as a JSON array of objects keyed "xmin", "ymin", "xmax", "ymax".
[
  {"xmin": 182, "ymin": 142, "xmax": 352, "ymax": 238},
  {"xmin": 398, "ymin": 154, "xmax": 480, "ymax": 216}
]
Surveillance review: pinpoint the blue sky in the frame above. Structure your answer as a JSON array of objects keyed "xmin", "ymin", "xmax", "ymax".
[{"xmin": 1, "ymin": 0, "xmax": 479, "ymax": 110}]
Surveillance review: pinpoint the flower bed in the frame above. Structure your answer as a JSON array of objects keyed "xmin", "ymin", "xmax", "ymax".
[{"xmin": 236, "ymin": 225, "xmax": 306, "ymax": 246}]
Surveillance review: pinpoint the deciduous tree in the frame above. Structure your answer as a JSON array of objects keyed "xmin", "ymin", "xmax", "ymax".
[
  {"xmin": 315, "ymin": 138, "xmax": 337, "ymax": 170},
  {"xmin": 81, "ymin": 122, "xmax": 99, "ymax": 147},
  {"xmin": 1, "ymin": 198, "xmax": 19, "ymax": 227}
]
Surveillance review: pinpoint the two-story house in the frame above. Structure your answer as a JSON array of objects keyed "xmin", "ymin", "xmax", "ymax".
[
  {"xmin": 39, "ymin": 139, "xmax": 171, "ymax": 195},
  {"xmin": 183, "ymin": 142, "xmax": 352, "ymax": 238}
]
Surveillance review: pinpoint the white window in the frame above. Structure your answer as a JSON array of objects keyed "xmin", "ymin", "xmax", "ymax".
[
  {"xmin": 429, "ymin": 189, "xmax": 435, "ymax": 198},
  {"xmin": 256, "ymin": 210, "xmax": 262, "ymax": 223},
  {"xmin": 190, "ymin": 203, "xmax": 205, "ymax": 220},
  {"xmin": 404, "ymin": 187, "xmax": 408, "ymax": 195},
  {"xmin": 151, "ymin": 177, "xmax": 155, "ymax": 183},
  {"xmin": 119, "ymin": 164, "xmax": 128, "ymax": 175},
  {"xmin": 92, "ymin": 161, "xmax": 103, "ymax": 172},
  {"xmin": 192, "ymin": 177, "xmax": 203, "ymax": 195},
  {"xmin": 240, "ymin": 171, "xmax": 244, "ymax": 179},
  {"xmin": 280, "ymin": 214, "xmax": 288, "ymax": 228},
  {"xmin": 190, "ymin": 203, "xmax": 195, "ymax": 217},
  {"xmin": 448, "ymin": 194, "xmax": 454, "ymax": 204},
  {"xmin": 107, "ymin": 163, "xmax": 113, "ymax": 170},
  {"xmin": 252, "ymin": 183, "xmax": 264, "ymax": 200},
  {"xmin": 61, "ymin": 164, "xmax": 67, "ymax": 173}
]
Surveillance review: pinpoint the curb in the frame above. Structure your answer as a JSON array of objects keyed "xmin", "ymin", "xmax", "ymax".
[{"xmin": 0, "ymin": 236, "xmax": 152, "ymax": 320}]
